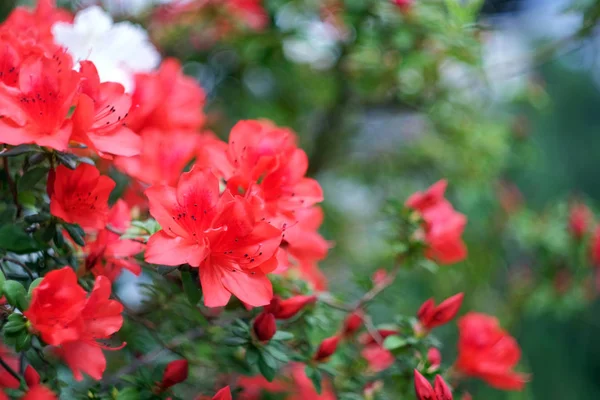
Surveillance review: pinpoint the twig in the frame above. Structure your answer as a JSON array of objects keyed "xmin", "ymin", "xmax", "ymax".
[
  {"xmin": 362, "ymin": 314, "xmax": 384, "ymax": 347},
  {"xmin": 103, "ymin": 327, "xmax": 206, "ymax": 387},
  {"xmin": 105, "ymin": 225, "xmax": 147, "ymax": 244},
  {"xmin": 0, "ymin": 356, "xmax": 23, "ymax": 387},
  {"xmin": 2, "ymin": 257, "xmax": 35, "ymax": 280},
  {"xmin": 2, "ymin": 157, "xmax": 22, "ymax": 218}
]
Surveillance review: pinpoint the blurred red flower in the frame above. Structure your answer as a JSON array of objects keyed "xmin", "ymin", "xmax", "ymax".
[{"xmin": 455, "ymin": 313, "xmax": 528, "ymax": 391}]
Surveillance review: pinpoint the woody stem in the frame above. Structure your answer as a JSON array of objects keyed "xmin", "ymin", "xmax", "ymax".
[{"xmin": 0, "ymin": 356, "xmax": 24, "ymax": 387}]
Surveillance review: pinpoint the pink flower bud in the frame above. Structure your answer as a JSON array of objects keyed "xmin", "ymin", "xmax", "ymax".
[
  {"xmin": 569, "ymin": 202, "xmax": 592, "ymax": 239},
  {"xmin": 434, "ymin": 375, "xmax": 453, "ymax": 400},
  {"xmin": 342, "ymin": 310, "xmax": 363, "ymax": 336},
  {"xmin": 253, "ymin": 312, "xmax": 276, "ymax": 342},
  {"xmin": 212, "ymin": 386, "xmax": 232, "ymax": 400},
  {"xmin": 427, "ymin": 347, "xmax": 441, "ymax": 370},
  {"xmin": 417, "ymin": 293, "xmax": 464, "ymax": 331},
  {"xmin": 414, "ymin": 369, "xmax": 435, "ymax": 400}
]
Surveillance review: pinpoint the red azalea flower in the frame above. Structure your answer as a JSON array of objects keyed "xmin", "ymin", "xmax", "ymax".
[
  {"xmin": 24, "ymin": 267, "xmax": 87, "ymax": 346},
  {"xmin": 569, "ymin": 202, "xmax": 592, "ymax": 239},
  {"xmin": 127, "ymin": 58, "xmax": 206, "ymax": 133},
  {"xmin": 0, "ymin": 52, "xmax": 79, "ymax": 151},
  {"xmin": 71, "ymin": 61, "xmax": 141, "ymax": 158},
  {"xmin": 144, "ymin": 168, "xmax": 282, "ymax": 307},
  {"xmin": 114, "ymin": 129, "xmax": 200, "ymax": 186},
  {"xmin": 54, "ymin": 275, "xmax": 124, "ymax": 381},
  {"xmin": 160, "ymin": 359, "xmax": 189, "ymax": 391},
  {"xmin": 406, "ymin": 180, "xmax": 467, "ymax": 265},
  {"xmin": 26, "ymin": 267, "xmax": 124, "ymax": 381},
  {"xmin": 455, "ymin": 313, "xmax": 528, "ymax": 391},
  {"xmin": 84, "ymin": 200, "xmax": 144, "ymax": 281},
  {"xmin": 264, "ymin": 294, "xmax": 317, "ymax": 319},
  {"xmin": 417, "ymin": 293, "xmax": 464, "ymax": 331},
  {"xmin": 49, "ymin": 163, "xmax": 116, "ymax": 230}
]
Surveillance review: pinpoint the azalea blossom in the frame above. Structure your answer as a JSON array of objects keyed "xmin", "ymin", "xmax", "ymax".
[
  {"xmin": 406, "ymin": 180, "xmax": 467, "ymax": 264},
  {"xmin": 414, "ymin": 370, "xmax": 453, "ymax": 400},
  {"xmin": 359, "ymin": 329, "xmax": 399, "ymax": 372},
  {"xmin": 264, "ymin": 294, "xmax": 317, "ymax": 319},
  {"xmin": 0, "ymin": 51, "xmax": 79, "ymax": 151},
  {"xmin": 49, "ymin": 164, "xmax": 116, "ymax": 230},
  {"xmin": 455, "ymin": 312, "xmax": 528, "ymax": 391},
  {"xmin": 71, "ymin": 61, "xmax": 141, "ymax": 158},
  {"xmin": 52, "ymin": 6, "xmax": 160, "ymax": 92},
  {"xmin": 84, "ymin": 200, "xmax": 144, "ymax": 281},
  {"xmin": 144, "ymin": 168, "xmax": 282, "ymax": 307},
  {"xmin": 24, "ymin": 267, "xmax": 124, "ymax": 381}
]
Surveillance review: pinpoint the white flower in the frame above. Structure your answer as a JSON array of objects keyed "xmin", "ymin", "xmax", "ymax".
[{"xmin": 51, "ymin": 6, "xmax": 161, "ymax": 92}]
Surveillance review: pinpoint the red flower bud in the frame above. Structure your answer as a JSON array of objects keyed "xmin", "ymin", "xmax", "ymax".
[
  {"xmin": 24, "ymin": 365, "xmax": 40, "ymax": 387},
  {"xmin": 212, "ymin": 386, "xmax": 232, "ymax": 400},
  {"xmin": 264, "ymin": 295, "xmax": 317, "ymax": 320},
  {"xmin": 417, "ymin": 293, "xmax": 464, "ymax": 331},
  {"xmin": 342, "ymin": 311, "xmax": 363, "ymax": 336},
  {"xmin": 314, "ymin": 335, "xmax": 340, "ymax": 361},
  {"xmin": 427, "ymin": 348, "xmax": 441, "ymax": 370},
  {"xmin": 371, "ymin": 269, "xmax": 388, "ymax": 286},
  {"xmin": 160, "ymin": 359, "xmax": 188, "ymax": 391},
  {"xmin": 253, "ymin": 312, "xmax": 276, "ymax": 342},
  {"xmin": 434, "ymin": 375, "xmax": 453, "ymax": 400},
  {"xmin": 414, "ymin": 370, "xmax": 435, "ymax": 400},
  {"xmin": 569, "ymin": 202, "xmax": 592, "ymax": 239}
]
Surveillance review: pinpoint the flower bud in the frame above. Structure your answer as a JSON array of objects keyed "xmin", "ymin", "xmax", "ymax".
[
  {"xmin": 434, "ymin": 375, "xmax": 453, "ymax": 400},
  {"xmin": 371, "ymin": 269, "xmax": 388, "ymax": 286},
  {"xmin": 392, "ymin": 0, "xmax": 413, "ymax": 13},
  {"xmin": 212, "ymin": 385, "xmax": 232, "ymax": 400},
  {"xmin": 414, "ymin": 369, "xmax": 435, "ymax": 400},
  {"xmin": 569, "ymin": 202, "xmax": 592, "ymax": 239},
  {"xmin": 253, "ymin": 312, "xmax": 276, "ymax": 342},
  {"xmin": 417, "ymin": 293, "xmax": 464, "ymax": 331},
  {"xmin": 160, "ymin": 359, "xmax": 188, "ymax": 391},
  {"xmin": 342, "ymin": 310, "xmax": 363, "ymax": 336},
  {"xmin": 427, "ymin": 347, "xmax": 441, "ymax": 370},
  {"xmin": 314, "ymin": 335, "xmax": 340, "ymax": 361},
  {"xmin": 265, "ymin": 295, "xmax": 317, "ymax": 320},
  {"xmin": 24, "ymin": 365, "xmax": 40, "ymax": 387}
]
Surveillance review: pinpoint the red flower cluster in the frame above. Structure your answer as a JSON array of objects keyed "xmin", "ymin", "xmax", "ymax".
[
  {"xmin": 359, "ymin": 329, "xmax": 399, "ymax": 372},
  {"xmin": 406, "ymin": 180, "xmax": 467, "ymax": 265},
  {"xmin": 455, "ymin": 313, "xmax": 528, "ymax": 391},
  {"xmin": 24, "ymin": 267, "xmax": 124, "ymax": 381}
]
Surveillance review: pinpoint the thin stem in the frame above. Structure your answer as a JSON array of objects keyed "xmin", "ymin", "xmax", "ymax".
[
  {"xmin": 105, "ymin": 225, "xmax": 147, "ymax": 244},
  {"xmin": 2, "ymin": 157, "xmax": 22, "ymax": 218}
]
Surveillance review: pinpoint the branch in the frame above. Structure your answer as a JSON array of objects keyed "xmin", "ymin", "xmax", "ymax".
[
  {"xmin": 0, "ymin": 356, "xmax": 23, "ymax": 387},
  {"xmin": 103, "ymin": 327, "xmax": 206, "ymax": 387},
  {"xmin": 105, "ymin": 225, "xmax": 147, "ymax": 244},
  {"xmin": 2, "ymin": 157, "xmax": 22, "ymax": 218},
  {"xmin": 2, "ymin": 257, "xmax": 35, "ymax": 280}
]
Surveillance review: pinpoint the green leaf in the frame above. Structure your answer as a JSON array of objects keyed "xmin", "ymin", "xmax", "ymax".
[
  {"xmin": 3, "ymin": 280, "xmax": 28, "ymax": 310},
  {"xmin": 0, "ymin": 270, "xmax": 5, "ymax": 296},
  {"xmin": 0, "ymin": 145, "xmax": 41, "ymax": 157},
  {"xmin": 18, "ymin": 167, "xmax": 47, "ymax": 191},
  {"xmin": 223, "ymin": 336, "xmax": 248, "ymax": 346},
  {"xmin": 0, "ymin": 225, "xmax": 41, "ymax": 254},
  {"xmin": 63, "ymin": 224, "xmax": 85, "ymax": 247},
  {"xmin": 263, "ymin": 344, "xmax": 289, "ymax": 363},
  {"xmin": 181, "ymin": 270, "xmax": 201, "ymax": 305},
  {"xmin": 3, "ymin": 314, "xmax": 26, "ymax": 334},
  {"xmin": 305, "ymin": 365, "xmax": 322, "ymax": 394},
  {"xmin": 383, "ymin": 335, "xmax": 408, "ymax": 350},
  {"xmin": 116, "ymin": 387, "xmax": 140, "ymax": 400},
  {"xmin": 258, "ymin": 356, "xmax": 276, "ymax": 382},
  {"xmin": 272, "ymin": 331, "xmax": 294, "ymax": 341},
  {"xmin": 24, "ymin": 213, "xmax": 51, "ymax": 224},
  {"xmin": 55, "ymin": 152, "xmax": 78, "ymax": 169},
  {"xmin": 38, "ymin": 221, "xmax": 56, "ymax": 243},
  {"xmin": 246, "ymin": 346, "xmax": 260, "ymax": 365},
  {"xmin": 15, "ymin": 331, "xmax": 32, "ymax": 351},
  {"xmin": 260, "ymin": 350, "xmax": 277, "ymax": 369},
  {"xmin": 28, "ymin": 278, "xmax": 43, "ymax": 294}
]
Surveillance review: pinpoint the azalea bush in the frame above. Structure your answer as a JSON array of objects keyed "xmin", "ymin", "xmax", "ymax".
[{"xmin": 1, "ymin": 0, "xmax": 600, "ymax": 399}]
